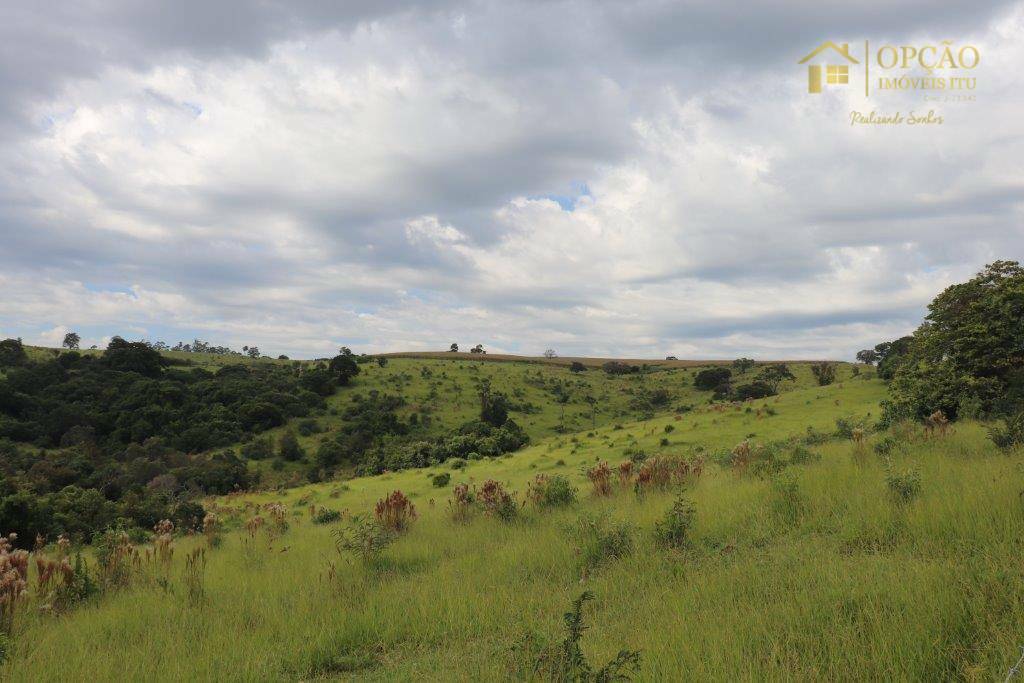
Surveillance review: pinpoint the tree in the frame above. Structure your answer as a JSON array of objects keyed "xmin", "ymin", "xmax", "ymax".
[
  {"xmin": 733, "ymin": 381, "xmax": 775, "ymax": 401},
  {"xmin": 246, "ymin": 346, "xmax": 261, "ymax": 359},
  {"xmin": 0, "ymin": 338, "xmax": 27, "ymax": 367},
  {"xmin": 855, "ymin": 349, "xmax": 879, "ymax": 365},
  {"xmin": 732, "ymin": 358, "xmax": 756, "ymax": 375},
  {"xmin": 569, "ymin": 361, "xmax": 587, "ymax": 373},
  {"xmin": 376, "ymin": 356, "xmax": 388, "ymax": 368},
  {"xmin": 602, "ymin": 361, "xmax": 637, "ymax": 376},
  {"xmin": 884, "ymin": 260, "xmax": 1024, "ymax": 421},
  {"xmin": 810, "ymin": 362, "xmax": 837, "ymax": 386},
  {"xmin": 755, "ymin": 364, "xmax": 795, "ymax": 393},
  {"xmin": 543, "ymin": 349, "xmax": 557, "ymax": 359},
  {"xmin": 478, "ymin": 381, "xmax": 509, "ymax": 426},
  {"xmin": 470, "ymin": 344, "xmax": 486, "ymax": 354},
  {"xmin": 278, "ymin": 430, "xmax": 304, "ymax": 461},
  {"xmin": 694, "ymin": 367, "xmax": 731, "ymax": 391},
  {"xmin": 103, "ymin": 336, "xmax": 164, "ymax": 377},
  {"xmin": 62, "ymin": 332, "xmax": 81, "ymax": 350},
  {"xmin": 875, "ymin": 336, "xmax": 914, "ymax": 380},
  {"xmin": 449, "ymin": 343, "xmax": 459, "ymax": 352},
  {"xmin": 329, "ymin": 352, "xmax": 361, "ymax": 385},
  {"xmin": 665, "ymin": 356, "xmax": 678, "ymax": 361}
]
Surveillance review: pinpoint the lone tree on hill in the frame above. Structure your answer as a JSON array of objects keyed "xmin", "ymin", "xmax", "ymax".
[
  {"xmin": 543, "ymin": 349, "xmax": 557, "ymax": 358},
  {"xmin": 62, "ymin": 332, "xmax": 81, "ymax": 350},
  {"xmin": 470, "ymin": 344, "xmax": 486, "ymax": 354},
  {"xmin": 329, "ymin": 350, "xmax": 361, "ymax": 385},
  {"xmin": 449, "ymin": 343, "xmax": 459, "ymax": 352},
  {"xmin": 756, "ymin": 364, "xmax": 796, "ymax": 393}
]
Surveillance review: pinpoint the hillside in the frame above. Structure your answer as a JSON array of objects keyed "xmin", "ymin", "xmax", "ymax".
[{"xmin": 12, "ymin": 375, "xmax": 1024, "ymax": 679}]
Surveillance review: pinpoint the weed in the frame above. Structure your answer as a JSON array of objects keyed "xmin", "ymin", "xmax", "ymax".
[
  {"xmin": 333, "ymin": 516, "xmax": 396, "ymax": 563},
  {"xmin": 312, "ymin": 508, "xmax": 342, "ymax": 525},
  {"xmin": 989, "ymin": 412, "xmax": 1024, "ymax": 450},
  {"xmin": 654, "ymin": 496, "xmax": 696, "ymax": 549},
  {"xmin": 540, "ymin": 591, "xmax": 641, "ymax": 682},
  {"xmin": 448, "ymin": 483, "xmax": 476, "ymax": 523},
  {"xmin": 586, "ymin": 462, "xmax": 614, "ymax": 497},
  {"xmin": 479, "ymin": 479, "xmax": 519, "ymax": 521},
  {"xmin": 182, "ymin": 547, "xmax": 207, "ymax": 605},
  {"xmin": 374, "ymin": 491, "xmax": 417, "ymax": 533},
  {"xmin": 771, "ymin": 474, "xmax": 805, "ymax": 527},
  {"xmin": 886, "ymin": 468, "xmax": 921, "ymax": 504},
  {"xmin": 565, "ymin": 513, "xmax": 634, "ymax": 571},
  {"xmin": 0, "ymin": 533, "xmax": 29, "ymax": 633},
  {"xmin": 527, "ymin": 474, "xmax": 578, "ymax": 508}
]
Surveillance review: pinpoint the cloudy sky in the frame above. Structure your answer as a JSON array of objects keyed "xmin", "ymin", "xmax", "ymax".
[{"xmin": 1, "ymin": 1, "xmax": 1021, "ymax": 359}]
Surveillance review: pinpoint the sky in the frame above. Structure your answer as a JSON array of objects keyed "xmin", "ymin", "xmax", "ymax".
[{"xmin": 0, "ymin": 1, "xmax": 1022, "ymax": 360}]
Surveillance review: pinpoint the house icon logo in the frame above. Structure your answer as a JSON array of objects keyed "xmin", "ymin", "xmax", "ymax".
[{"xmin": 798, "ymin": 41, "xmax": 859, "ymax": 93}]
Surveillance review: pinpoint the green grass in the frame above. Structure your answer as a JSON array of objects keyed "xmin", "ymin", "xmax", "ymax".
[{"xmin": 6, "ymin": 368, "xmax": 1024, "ymax": 681}]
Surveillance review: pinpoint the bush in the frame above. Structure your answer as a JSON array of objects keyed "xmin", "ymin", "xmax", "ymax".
[
  {"xmin": 694, "ymin": 367, "xmax": 731, "ymax": 391},
  {"xmin": 278, "ymin": 431, "xmax": 304, "ymax": 462},
  {"xmin": 653, "ymin": 496, "xmax": 696, "ymax": 549},
  {"xmin": 810, "ymin": 362, "xmax": 837, "ymax": 386},
  {"xmin": 296, "ymin": 419, "xmax": 322, "ymax": 437},
  {"xmin": 886, "ymin": 468, "xmax": 921, "ymax": 504},
  {"xmin": 333, "ymin": 515, "xmax": 395, "ymax": 562},
  {"xmin": 989, "ymin": 413, "xmax": 1024, "ymax": 450},
  {"xmin": 312, "ymin": 508, "xmax": 342, "ymax": 525},
  {"xmin": 537, "ymin": 591, "xmax": 641, "ymax": 682},
  {"xmin": 431, "ymin": 472, "xmax": 451, "ymax": 488},
  {"xmin": 374, "ymin": 490, "xmax": 416, "ymax": 533},
  {"xmin": 478, "ymin": 479, "xmax": 518, "ymax": 521},
  {"xmin": 565, "ymin": 512, "xmax": 634, "ymax": 570},
  {"xmin": 526, "ymin": 474, "xmax": 577, "ymax": 508},
  {"xmin": 732, "ymin": 381, "xmax": 775, "ymax": 401}
]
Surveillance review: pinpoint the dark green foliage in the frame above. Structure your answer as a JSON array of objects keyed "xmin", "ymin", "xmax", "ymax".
[
  {"xmin": 432, "ymin": 472, "xmax": 451, "ymax": 488},
  {"xmin": 313, "ymin": 508, "xmax": 342, "ymax": 524},
  {"xmin": 278, "ymin": 430, "xmax": 304, "ymax": 461},
  {"xmin": 569, "ymin": 361, "xmax": 587, "ymax": 373},
  {"xmin": 654, "ymin": 496, "xmax": 695, "ymax": 549},
  {"xmin": 694, "ymin": 367, "xmax": 731, "ymax": 391},
  {"xmin": 883, "ymin": 262, "xmax": 1024, "ymax": 423},
  {"xmin": 479, "ymin": 381, "xmax": 510, "ymax": 426},
  {"xmin": 732, "ymin": 358, "xmax": 756, "ymax": 375},
  {"xmin": 810, "ymin": 362, "xmax": 837, "ymax": 386},
  {"xmin": 241, "ymin": 436, "xmax": 274, "ymax": 460},
  {"xmin": 102, "ymin": 336, "xmax": 165, "ymax": 377},
  {"xmin": 602, "ymin": 361, "xmax": 638, "ymax": 376},
  {"xmin": 732, "ymin": 381, "xmax": 775, "ymax": 401},
  {"xmin": 989, "ymin": 412, "xmax": 1024, "ymax": 450},
  {"xmin": 755, "ymin": 364, "xmax": 795, "ymax": 393},
  {"xmin": 329, "ymin": 351, "xmax": 361, "ymax": 386},
  {"xmin": 856, "ymin": 349, "xmax": 879, "ymax": 365},
  {"xmin": 333, "ymin": 515, "xmax": 396, "ymax": 562},
  {"xmin": 528, "ymin": 474, "xmax": 577, "ymax": 508},
  {"xmin": 0, "ymin": 339, "xmax": 27, "ymax": 367},
  {"xmin": 874, "ymin": 336, "xmax": 913, "ymax": 380}
]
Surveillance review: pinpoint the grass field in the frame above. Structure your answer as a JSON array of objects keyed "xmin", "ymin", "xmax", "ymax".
[{"xmin": 7, "ymin": 369, "xmax": 1024, "ymax": 681}]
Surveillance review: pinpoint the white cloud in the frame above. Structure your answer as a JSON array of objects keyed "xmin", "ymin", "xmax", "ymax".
[{"xmin": 1, "ymin": 1, "xmax": 1022, "ymax": 359}]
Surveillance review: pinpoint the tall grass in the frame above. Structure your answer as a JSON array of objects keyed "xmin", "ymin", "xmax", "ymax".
[{"xmin": 5, "ymin": 379, "xmax": 1024, "ymax": 680}]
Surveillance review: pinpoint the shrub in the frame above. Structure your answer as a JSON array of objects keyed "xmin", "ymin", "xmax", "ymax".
[
  {"xmin": 810, "ymin": 362, "xmax": 837, "ymax": 386},
  {"xmin": 732, "ymin": 382, "xmax": 775, "ymax": 401},
  {"xmin": 312, "ymin": 508, "xmax": 342, "ymax": 525},
  {"xmin": 694, "ymin": 367, "xmax": 731, "ymax": 391},
  {"xmin": 374, "ymin": 491, "xmax": 416, "ymax": 533},
  {"xmin": 278, "ymin": 430, "xmax": 305, "ymax": 462},
  {"xmin": 989, "ymin": 413, "xmax": 1024, "ymax": 450},
  {"xmin": 586, "ymin": 462, "xmax": 613, "ymax": 496},
  {"xmin": 431, "ymin": 472, "xmax": 451, "ymax": 488},
  {"xmin": 886, "ymin": 468, "xmax": 921, "ymax": 504},
  {"xmin": 653, "ymin": 496, "xmax": 696, "ymax": 549},
  {"xmin": 448, "ymin": 483, "xmax": 476, "ymax": 523},
  {"xmin": 565, "ymin": 513, "xmax": 634, "ymax": 570},
  {"xmin": 526, "ymin": 474, "xmax": 577, "ymax": 509},
  {"xmin": 296, "ymin": 419, "xmax": 322, "ymax": 436},
  {"xmin": 333, "ymin": 515, "xmax": 396, "ymax": 562},
  {"xmin": 478, "ymin": 480, "xmax": 519, "ymax": 521}
]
